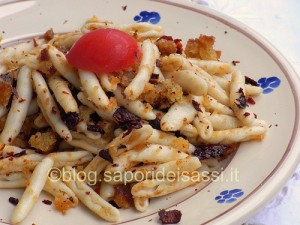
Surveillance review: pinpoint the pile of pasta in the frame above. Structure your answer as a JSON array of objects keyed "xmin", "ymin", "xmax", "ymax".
[{"xmin": 0, "ymin": 17, "xmax": 267, "ymax": 224}]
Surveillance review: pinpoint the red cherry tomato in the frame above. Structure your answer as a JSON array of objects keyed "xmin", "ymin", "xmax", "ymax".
[{"xmin": 66, "ymin": 28, "xmax": 141, "ymax": 73}]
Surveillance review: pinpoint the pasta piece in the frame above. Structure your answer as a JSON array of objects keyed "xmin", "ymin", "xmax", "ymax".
[
  {"xmin": 82, "ymin": 17, "xmax": 163, "ymax": 40},
  {"xmin": 208, "ymin": 113, "xmax": 241, "ymax": 130},
  {"xmin": 193, "ymin": 111, "xmax": 213, "ymax": 141},
  {"xmin": 147, "ymin": 128, "xmax": 194, "ymax": 153},
  {"xmin": 131, "ymin": 173, "xmax": 200, "ymax": 198},
  {"xmin": 77, "ymin": 92, "xmax": 115, "ymax": 121},
  {"xmin": 124, "ymin": 39, "xmax": 155, "ymax": 100},
  {"xmin": 164, "ymin": 70, "xmax": 208, "ymax": 96},
  {"xmin": 0, "ymin": 66, "xmax": 33, "ymax": 144},
  {"xmin": 32, "ymin": 70, "xmax": 72, "ymax": 142},
  {"xmin": 33, "ymin": 113, "xmax": 50, "ymax": 128},
  {"xmin": 211, "ymin": 74, "xmax": 230, "ymax": 90},
  {"xmin": 106, "ymin": 144, "xmax": 188, "ymax": 173},
  {"xmin": 49, "ymin": 151, "xmax": 93, "ymax": 168},
  {"xmin": 252, "ymin": 119, "xmax": 268, "ymax": 127},
  {"xmin": 212, "ymin": 75, "xmax": 263, "ymax": 96},
  {"xmin": 48, "ymin": 76, "xmax": 79, "ymax": 113},
  {"xmin": 44, "ymin": 178, "xmax": 79, "ymax": 213},
  {"xmin": 99, "ymin": 73, "xmax": 118, "ymax": 92},
  {"xmin": 188, "ymin": 58, "xmax": 233, "ymax": 75},
  {"xmin": 79, "ymin": 69, "xmax": 111, "ymax": 111},
  {"xmin": 161, "ymin": 54, "xmax": 229, "ymax": 106},
  {"xmin": 11, "ymin": 157, "xmax": 54, "ymax": 224},
  {"xmin": 179, "ymin": 124, "xmax": 198, "ymax": 139},
  {"xmin": 0, "ymin": 153, "xmax": 44, "ymax": 175},
  {"xmin": 245, "ymin": 84, "xmax": 263, "ymax": 96},
  {"xmin": 27, "ymin": 97, "xmax": 39, "ymax": 116},
  {"xmin": 84, "ymin": 155, "xmax": 109, "ymax": 181},
  {"xmin": 134, "ymin": 197, "xmax": 149, "ymax": 212},
  {"xmin": 69, "ymin": 131, "xmax": 109, "ymax": 153},
  {"xmin": 76, "ymin": 121, "xmax": 101, "ymax": 140},
  {"xmin": 191, "ymin": 96, "xmax": 212, "ymax": 141},
  {"xmin": 202, "ymin": 95, "xmax": 234, "ymax": 116},
  {"xmin": 0, "ymin": 65, "xmax": 6, "ymax": 73},
  {"xmin": 106, "ymin": 156, "xmax": 201, "ymax": 185},
  {"xmin": 114, "ymin": 86, "xmax": 155, "ymax": 120},
  {"xmin": 0, "ymin": 105, "xmax": 7, "ymax": 119},
  {"xmin": 200, "ymin": 126, "xmax": 267, "ymax": 144},
  {"xmin": 153, "ymin": 44, "xmax": 165, "ymax": 81},
  {"xmin": 0, "ymin": 172, "xmax": 27, "ymax": 188},
  {"xmin": 0, "ymin": 40, "xmax": 43, "ymax": 66},
  {"xmin": 99, "ymin": 182, "xmax": 115, "ymax": 201},
  {"xmin": 1, "ymin": 144, "xmax": 24, "ymax": 157},
  {"xmin": 107, "ymin": 124, "xmax": 153, "ymax": 154},
  {"xmin": 17, "ymin": 54, "xmax": 40, "ymax": 70},
  {"xmin": 229, "ymin": 70, "xmax": 255, "ymax": 125},
  {"xmin": 67, "ymin": 140, "xmax": 98, "ymax": 154},
  {"xmin": 49, "ymin": 32, "xmax": 82, "ymax": 49},
  {"xmin": 161, "ymin": 97, "xmax": 196, "ymax": 131},
  {"xmin": 47, "ymin": 45, "xmax": 81, "ymax": 89},
  {"xmin": 64, "ymin": 166, "xmax": 120, "ymax": 222}
]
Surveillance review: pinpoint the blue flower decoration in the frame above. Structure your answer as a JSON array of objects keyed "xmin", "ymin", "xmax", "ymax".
[
  {"xmin": 215, "ymin": 189, "xmax": 244, "ymax": 204},
  {"xmin": 134, "ymin": 11, "xmax": 161, "ymax": 24},
  {"xmin": 257, "ymin": 76, "xmax": 281, "ymax": 94}
]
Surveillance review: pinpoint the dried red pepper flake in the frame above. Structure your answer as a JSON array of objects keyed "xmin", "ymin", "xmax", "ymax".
[
  {"xmin": 108, "ymin": 200, "xmax": 120, "ymax": 209},
  {"xmin": 174, "ymin": 39, "xmax": 183, "ymax": 54},
  {"xmin": 99, "ymin": 149, "xmax": 113, "ymax": 163},
  {"xmin": 12, "ymin": 87, "xmax": 19, "ymax": 99},
  {"xmin": 156, "ymin": 59, "xmax": 162, "ymax": 68},
  {"xmin": 43, "ymin": 28, "xmax": 54, "ymax": 41},
  {"xmin": 12, "ymin": 150, "xmax": 26, "ymax": 158},
  {"xmin": 42, "ymin": 199, "xmax": 52, "ymax": 205},
  {"xmin": 158, "ymin": 209, "xmax": 182, "ymax": 224},
  {"xmin": 87, "ymin": 124, "xmax": 104, "ymax": 134},
  {"xmin": 232, "ymin": 60, "xmax": 240, "ymax": 66},
  {"xmin": 149, "ymin": 117, "xmax": 161, "ymax": 130},
  {"xmin": 61, "ymin": 112, "xmax": 80, "ymax": 128},
  {"xmin": 243, "ymin": 112, "xmax": 250, "ymax": 117},
  {"xmin": 32, "ymin": 38, "xmax": 38, "ymax": 47},
  {"xmin": 193, "ymin": 144, "xmax": 234, "ymax": 160},
  {"xmin": 192, "ymin": 100, "xmax": 202, "ymax": 112},
  {"xmin": 149, "ymin": 73, "xmax": 160, "ymax": 84},
  {"xmin": 51, "ymin": 106, "xmax": 57, "ymax": 114},
  {"xmin": 18, "ymin": 98, "xmax": 26, "ymax": 103},
  {"xmin": 113, "ymin": 184, "xmax": 134, "ymax": 209},
  {"xmin": 245, "ymin": 76, "xmax": 258, "ymax": 86},
  {"xmin": 48, "ymin": 65, "xmax": 57, "ymax": 75},
  {"xmin": 235, "ymin": 88, "xmax": 248, "ymax": 109},
  {"xmin": 113, "ymin": 107, "xmax": 142, "ymax": 131},
  {"xmin": 8, "ymin": 197, "xmax": 19, "ymax": 206},
  {"xmin": 40, "ymin": 48, "xmax": 50, "ymax": 61},
  {"xmin": 246, "ymin": 97, "xmax": 256, "ymax": 105}
]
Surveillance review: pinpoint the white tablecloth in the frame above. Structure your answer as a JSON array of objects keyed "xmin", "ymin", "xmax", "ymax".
[{"xmin": 187, "ymin": 1, "xmax": 300, "ymax": 224}]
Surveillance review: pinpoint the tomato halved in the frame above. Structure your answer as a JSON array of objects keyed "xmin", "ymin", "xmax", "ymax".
[{"xmin": 66, "ymin": 28, "xmax": 141, "ymax": 73}]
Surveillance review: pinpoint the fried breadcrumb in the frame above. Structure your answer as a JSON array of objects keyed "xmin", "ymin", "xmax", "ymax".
[
  {"xmin": 29, "ymin": 131, "xmax": 59, "ymax": 153},
  {"xmin": 184, "ymin": 35, "xmax": 221, "ymax": 60},
  {"xmin": 139, "ymin": 79, "xmax": 183, "ymax": 110}
]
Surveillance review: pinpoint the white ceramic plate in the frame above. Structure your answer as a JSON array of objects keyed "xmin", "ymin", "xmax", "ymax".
[{"xmin": 0, "ymin": 0, "xmax": 299, "ymax": 224}]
